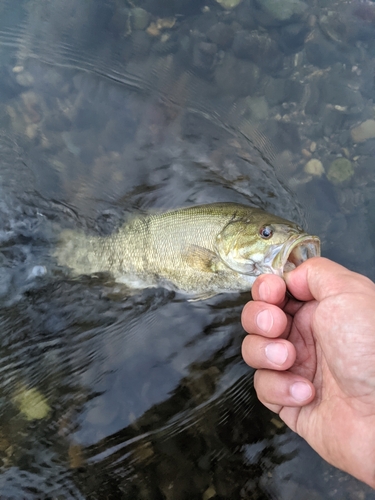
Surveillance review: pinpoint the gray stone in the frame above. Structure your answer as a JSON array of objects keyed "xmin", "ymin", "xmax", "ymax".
[
  {"xmin": 264, "ymin": 77, "xmax": 287, "ymax": 105},
  {"xmin": 15, "ymin": 71, "xmax": 34, "ymax": 87},
  {"xmin": 130, "ymin": 30, "xmax": 152, "ymax": 58},
  {"xmin": 351, "ymin": 119, "xmax": 375, "ymax": 143},
  {"xmin": 131, "ymin": 7, "xmax": 151, "ymax": 31},
  {"xmin": 245, "ymin": 96, "xmax": 269, "ymax": 121},
  {"xmin": 278, "ymin": 22, "xmax": 310, "ymax": 52},
  {"xmin": 305, "ymin": 38, "xmax": 348, "ymax": 69},
  {"xmin": 232, "ymin": 31, "xmax": 283, "ymax": 73},
  {"xmin": 207, "ymin": 22, "xmax": 234, "ymax": 49},
  {"xmin": 304, "ymin": 158, "xmax": 325, "ymax": 177},
  {"xmin": 192, "ymin": 41, "xmax": 217, "ymax": 74},
  {"xmin": 214, "ymin": 53, "xmax": 260, "ymax": 97},
  {"xmin": 327, "ymin": 157, "xmax": 354, "ymax": 184},
  {"xmin": 257, "ymin": 0, "xmax": 307, "ymax": 22},
  {"xmin": 318, "ymin": 78, "xmax": 364, "ymax": 116},
  {"xmin": 216, "ymin": 0, "xmax": 243, "ymax": 8}
]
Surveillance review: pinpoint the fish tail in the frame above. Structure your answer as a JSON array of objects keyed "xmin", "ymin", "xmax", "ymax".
[{"xmin": 54, "ymin": 229, "xmax": 100, "ymax": 276}]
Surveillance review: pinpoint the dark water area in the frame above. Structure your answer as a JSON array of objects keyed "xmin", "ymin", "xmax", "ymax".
[{"xmin": 0, "ymin": 0, "xmax": 375, "ymax": 498}]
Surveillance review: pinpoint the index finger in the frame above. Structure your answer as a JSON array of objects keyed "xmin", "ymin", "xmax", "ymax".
[
  {"xmin": 251, "ymin": 274, "xmax": 287, "ymax": 305},
  {"xmin": 250, "ymin": 273, "xmax": 306, "ymax": 317}
]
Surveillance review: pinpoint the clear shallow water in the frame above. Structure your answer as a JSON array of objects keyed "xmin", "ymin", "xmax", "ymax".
[{"xmin": 0, "ymin": 0, "xmax": 375, "ymax": 498}]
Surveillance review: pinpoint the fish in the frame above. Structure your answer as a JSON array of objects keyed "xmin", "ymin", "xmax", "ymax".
[{"xmin": 54, "ymin": 203, "xmax": 320, "ymax": 300}]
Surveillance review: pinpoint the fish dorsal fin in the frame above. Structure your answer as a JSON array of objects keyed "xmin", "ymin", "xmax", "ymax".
[{"xmin": 182, "ymin": 245, "xmax": 222, "ymax": 273}]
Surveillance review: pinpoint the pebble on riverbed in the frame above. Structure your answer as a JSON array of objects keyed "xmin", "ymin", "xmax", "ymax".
[
  {"xmin": 215, "ymin": 0, "xmax": 243, "ymax": 9},
  {"xmin": 304, "ymin": 158, "xmax": 324, "ymax": 177},
  {"xmin": 327, "ymin": 157, "xmax": 354, "ymax": 184},
  {"xmin": 256, "ymin": 0, "xmax": 308, "ymax": 22},
  {"xmin": 13, "ymin": 385, "xmax": 51, "ymax": 421},
  {"xmin": 350, "ymin": 119, "xmax": 375, "ymax": 143}
]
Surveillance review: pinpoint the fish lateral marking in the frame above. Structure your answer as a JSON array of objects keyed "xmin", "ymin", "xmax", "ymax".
[{"xmin": 54, "ymin": 203, "xmax": 321, "ymax": 299}]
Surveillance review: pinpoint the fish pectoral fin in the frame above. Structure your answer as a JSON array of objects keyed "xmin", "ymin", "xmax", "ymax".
[
  {"xmin": 183, "ymin": 245, "xmax": 222, "ymax": 273},
  {"xmin": 188, "ymin": 292, "xmax": 218, "ymax": 302}
]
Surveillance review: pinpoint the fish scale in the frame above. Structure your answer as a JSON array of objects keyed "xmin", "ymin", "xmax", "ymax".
[{"xmin": 54, "ymin": 203, "xmax": 320, "ymax": 299}]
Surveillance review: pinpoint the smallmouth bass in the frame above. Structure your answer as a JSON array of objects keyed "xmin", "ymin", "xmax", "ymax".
[{"xmin": 54, "ymin": 203, "xmax": 320, "ymax": 299}]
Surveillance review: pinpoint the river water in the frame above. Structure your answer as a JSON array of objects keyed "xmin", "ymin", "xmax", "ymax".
[{"xmin": 0, "ymin": 0, "xmax": 374, "ymax": 498}]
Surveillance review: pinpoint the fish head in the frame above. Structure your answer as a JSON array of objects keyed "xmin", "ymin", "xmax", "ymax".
[{"xmin": 215, "ymin": 209, "xmax": 320, "ymax": 277}]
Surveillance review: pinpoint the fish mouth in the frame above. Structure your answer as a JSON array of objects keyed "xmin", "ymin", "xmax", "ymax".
[{"xmin": 271, "ymin": 234, "xmax": 321, "ymax": 275}]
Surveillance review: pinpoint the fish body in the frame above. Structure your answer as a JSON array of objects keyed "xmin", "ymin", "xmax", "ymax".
[{"xmin": 54, "ymin": 203, "xmax": 320, "ymax": 298}]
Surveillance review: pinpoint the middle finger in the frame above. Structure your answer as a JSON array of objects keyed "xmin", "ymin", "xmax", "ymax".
[{"xmin": 242, "ymin": 301, "xmax": 288, "ymax": 337}]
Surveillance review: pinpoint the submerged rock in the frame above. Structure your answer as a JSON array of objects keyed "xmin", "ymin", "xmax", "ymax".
[
  {"xmin": 214, "ymin": 53, "xmax": 260, "ymax": 96},
  {"xmin": 215, "ymin": 0, "xmax": 243, "ymax": 9},
  {"xmin": 321, "ymin": 6, "xmax": 375, "ymax": 44},
  {"xmin": 327, "ymin": 158, "xmax": 354, "ymax": 184},
  {"xmin": 192, "ymin": 41, "xmax": 218, "ymax": 75},
  {"xmin": 256, "ymin": 0, "xmax": 307, "ymax": 22},
  {"xmin": 244, "ymin": 96, "xmax": 269, "ymax": 121},
  {"xmin": 232, "ymin": 31, "xmax": 283, "ymax": 73},
  {"xmin": 131, "ymin": 7, "xmax": 151, "ymax": 31},
  {"xmin": 305, "ymin": 37, "xmax": 348, "ymax": 68},
  {"xmin": 304, "ymin": 158, "xmax": 324, "ymax": 177},
  {"xmin": 351, "ymin": 120, "xmax": 375, "ymax": 143},
  {"xmin": 207, "ymin": 22, "xmax": 234, "ymax": 49},
  {"xmin": 13, "ymin": 385, "xmax": 51, "ymax": 421}
]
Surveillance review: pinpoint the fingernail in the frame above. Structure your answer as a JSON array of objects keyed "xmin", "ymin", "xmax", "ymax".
[
  {"xmin": 256, "ymin": 309, "xmax": 273, "ymax": 333},
  {"xmin": 290, "ymin": 381, "xmax": 312, "ymax": 402},
  {"xmin": 258, "ymin": 281, "xmax": 270, "ymax": 301},
  {"xmin": 265, "ymin": 342, "xmax": 288, "ymax": 365}
]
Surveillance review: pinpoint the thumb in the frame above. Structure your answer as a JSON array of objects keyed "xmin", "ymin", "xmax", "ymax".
[{"xmin": 284, "ymin": 257, "xmax": 374, "ymax": 302}]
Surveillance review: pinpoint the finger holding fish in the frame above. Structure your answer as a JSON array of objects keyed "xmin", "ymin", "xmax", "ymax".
[
  {"xmin": 241, "ymin": 300, "xmax": 295, "ymax": 371},
  {"xmin": 241, "ymin": 299, "xmax": 289, "ymax": 339}
]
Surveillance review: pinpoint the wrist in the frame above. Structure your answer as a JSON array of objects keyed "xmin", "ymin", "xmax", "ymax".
[
  {"xmin": 305, "ymin": 402, "xmax": 375, "ymax": 489},
  {"xmin": 338, "ymin": 411, "xmax": 375, "ymax": 489}
]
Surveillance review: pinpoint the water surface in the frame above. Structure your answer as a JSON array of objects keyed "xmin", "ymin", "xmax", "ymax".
[{"xmin": 0, "ymin": 0, "xmax": 374, "ymax": 498}]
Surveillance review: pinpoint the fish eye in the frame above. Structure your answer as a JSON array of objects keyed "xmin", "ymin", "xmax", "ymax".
[{"xmin": 259, "ymin": 225, "xmax": 273, "ymax": 239}]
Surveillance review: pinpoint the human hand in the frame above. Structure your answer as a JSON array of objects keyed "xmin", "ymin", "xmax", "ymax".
[{"xmin": 241, "ymin": 257, "xmax": 375, "ymax": 488}]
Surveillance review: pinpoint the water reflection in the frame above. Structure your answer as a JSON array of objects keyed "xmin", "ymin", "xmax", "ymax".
[{"xmin": 0, "ymin": 0, "xmax": 375, "ymax": 498}]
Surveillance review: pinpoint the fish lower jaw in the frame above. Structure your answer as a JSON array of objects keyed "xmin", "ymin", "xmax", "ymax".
[
  {"xmin": 283, "ymin": 261, "xmax": 298, "ymax": 273},
  {"xmin": 255, "ymin": 263, "xmax": 283, "ymax": 277},
  {"xmin": 271, "ymin": 235, "xmax": 321, "ymax": 275}
]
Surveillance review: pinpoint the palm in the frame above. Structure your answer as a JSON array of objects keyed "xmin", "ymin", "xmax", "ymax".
[
  {"xmin": 242, "ymin": 260, "xmax": 375, "ymax": 486},
  {"xmin": 279, "ymin": 293, "xmax": 375, "ymax": 469}
]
